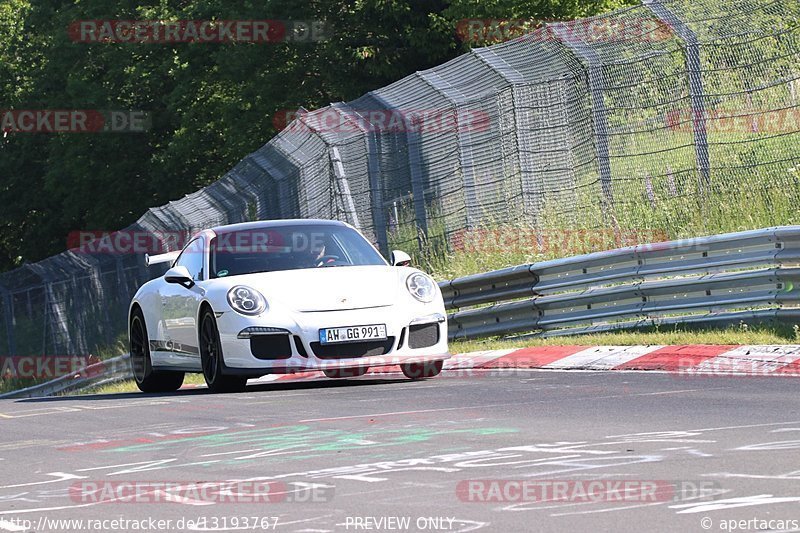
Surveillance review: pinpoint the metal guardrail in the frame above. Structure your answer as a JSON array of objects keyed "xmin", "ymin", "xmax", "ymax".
[
  {"xmin": 440, "ymin": 226, "xmax": 800, "ymax": 340},
  {"xmin": 0, "ymin": 354, "xmax": 131, "ymax": 399}
]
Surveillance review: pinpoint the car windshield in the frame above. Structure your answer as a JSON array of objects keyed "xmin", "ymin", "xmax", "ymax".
[{"xmin": 209, "ymin": 224, "xmax": 386, "ymax": 278}]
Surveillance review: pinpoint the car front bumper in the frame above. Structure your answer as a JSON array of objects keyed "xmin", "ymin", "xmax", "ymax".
[{"xmin": 216, "ymin": 305, "xmax": 450, "ymax": 376}]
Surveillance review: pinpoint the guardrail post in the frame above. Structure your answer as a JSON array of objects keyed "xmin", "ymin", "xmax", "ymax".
[
  {"xmin": 643, "ymin": 0, "xmax": 711, "ymax": 189},
  {"xmin": 550, "ymin": 25, "xmax": 614, "ymax": 210},
  {"xmin": 405, "ymin": 128, "xmax": 429, "ymax": 249}
]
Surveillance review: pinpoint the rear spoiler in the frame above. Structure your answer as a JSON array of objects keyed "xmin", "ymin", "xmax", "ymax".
[{"xmin": 145, "ymin": 251, "xmax": 180, "ymax": 267}]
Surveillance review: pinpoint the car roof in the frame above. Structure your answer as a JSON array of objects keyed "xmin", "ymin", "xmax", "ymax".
[{"xmin": 207, "ymin": 219, "xmax": 348, "ymax": 236}]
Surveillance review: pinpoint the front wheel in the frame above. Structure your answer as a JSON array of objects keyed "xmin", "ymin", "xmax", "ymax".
[
  {"xmin": 129, "ymin": 309, "xmax": 184, "ymax": 393},
  {"xmin": 401, "ymin": 360, "xmax": 443, "ymax": 380},
  {"xmin": 200, "ymin": 309, "xmax": 247, "ymax": 393}
]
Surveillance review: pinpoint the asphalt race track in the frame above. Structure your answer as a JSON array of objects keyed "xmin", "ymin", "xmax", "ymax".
[{"xmin": 1, "ymin": 370, "xmax": 800, "ymax": 532}]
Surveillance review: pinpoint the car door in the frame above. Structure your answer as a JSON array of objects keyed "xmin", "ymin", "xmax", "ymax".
[{"xmin": 159, "ymin": 237, "xmax": 206, "ymax": 370}]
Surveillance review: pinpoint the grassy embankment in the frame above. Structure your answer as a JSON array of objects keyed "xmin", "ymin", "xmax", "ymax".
[{"xmin": 387, "ymin": 130, "xmax": 800, "ymax": 350}]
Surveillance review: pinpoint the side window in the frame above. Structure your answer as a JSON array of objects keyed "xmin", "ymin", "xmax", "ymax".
[{"xmin": 174, "ymin": 239, "xmax": 205, "ymax": 281}]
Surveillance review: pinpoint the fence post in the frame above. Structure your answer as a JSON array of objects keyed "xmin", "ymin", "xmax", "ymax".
[
  {"xmin": 551, "ymin": 25, "xmax": 614, "ymax": 210},
  {"xmin": 471, "ymin": 49, "xmax": 531, "ymax": 220},
  {"xmin": 365, "ymin": 132, "xmax": 388, "ymax": 255},
  {"xmin": 329, "ymin": 146, "xmax": 361, "ymax": 230},
  {"xmin": 0, "ymin": 287, "xmax": 15, "ymax": 355},
  {"xmin": 417, "ymin": 71, "xmax": 483, "ymax": 229},
  {"xmin": 115, "ymin": 256, "xmax": 128, "ymax": 305},
  {"xmin": 42, "ymin": 283, "xmax": 49, "ymax": 356},
  {"xmin": 365, "ymin": 132, "xmax": 389, "ymax": 257},
  {"xmin": 643, "ymin": 0, "xmax": 711, "ymax": 188},
  {"xmin": 250, "ymin": 154, "xmax": 294, "ymax": 219},
  {"xmin": 333, "ymin": 103, "xmax": 388, "ymax": 255},
  {"xmin": 405, "ymin": 128, "xmax": 429, "ymax": 249}
]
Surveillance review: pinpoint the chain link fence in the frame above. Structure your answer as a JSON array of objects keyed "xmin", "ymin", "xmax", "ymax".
[{"xmin": 0, "ymin": 0, "xmax": 798, "ymax": 358}]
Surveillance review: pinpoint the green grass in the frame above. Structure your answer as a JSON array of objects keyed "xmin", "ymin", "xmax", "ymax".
[
  {"xmin": 446, "ymin": 174, "xmax": 799, "ymax": 281},
  {"xmin": 451, "ymin": 324, "xmax": 800, "ymax": 352},
  {"xmin": 389, "ymin": 175, "xmax": 800, "ymax": 282}
]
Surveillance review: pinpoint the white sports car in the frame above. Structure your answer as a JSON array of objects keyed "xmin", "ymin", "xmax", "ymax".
[{"xmin": 128, "ymin": 219, "xmax": 450, "ymax": 392}]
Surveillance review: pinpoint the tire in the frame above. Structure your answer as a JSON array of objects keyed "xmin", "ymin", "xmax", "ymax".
[
  {"xmin": 401, "ymin": 360, "xmax": 444, "ymax": 380},
  {"xmin": 323, "ymin": 367, "xmax": 368, "ymax": 379},
  {"xmin": 129, "ymin": 309, "xmax": 184, "ymax": 393},
  {"xmin": 199, "ymin": 309, "xmax": 247, "ymax": 393}
]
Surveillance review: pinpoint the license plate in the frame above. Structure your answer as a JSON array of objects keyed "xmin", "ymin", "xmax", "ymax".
[{"xmin": 319, "ymin": 324, "xmax": 387, "ymax": 344}]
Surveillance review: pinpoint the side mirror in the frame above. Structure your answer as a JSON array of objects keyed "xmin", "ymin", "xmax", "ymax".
[
  {"xmin": 391, "ymin": 250, "xmax": 412, "ymax": 267},
  {"xmin": 164, "ymin": 265, "xmax": 195, "ymax": 288}
]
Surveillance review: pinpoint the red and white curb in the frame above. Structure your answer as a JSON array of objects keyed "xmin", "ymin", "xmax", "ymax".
[
  {"xmin": 453, "ymin": 344, "xmax": 800, "ymax": 376},
  {"xmin": 471, "ymin": 344, "xmax": 800, "ymax": 376},
  {"xmin": 177, "ymin": 345, "xmax": 800, "ymax": 388}
]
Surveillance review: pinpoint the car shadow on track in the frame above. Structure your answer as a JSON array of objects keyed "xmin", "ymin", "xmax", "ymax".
[{"xmin": 9, "ymin": 376, "xmax": 416, "ymax": 402}]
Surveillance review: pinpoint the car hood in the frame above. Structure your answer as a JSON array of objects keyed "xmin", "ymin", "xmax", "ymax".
[{"xmin": 224, "ymin": 265, "xmax": 401, "ymax": 312}]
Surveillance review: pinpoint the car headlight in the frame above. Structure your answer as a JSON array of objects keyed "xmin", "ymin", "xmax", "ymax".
[
  {"xmin": 227, "ymin": 286, "xmax": 267, "ymax": 316},
  {"xmin": 406, "ymin": 272, "xmax": 437, "ymax": 303}
]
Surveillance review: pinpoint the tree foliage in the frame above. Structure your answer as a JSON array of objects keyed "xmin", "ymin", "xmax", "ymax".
[{"xmin": 0, "ymin": 0, "xmax": 634, "ymax": 271}]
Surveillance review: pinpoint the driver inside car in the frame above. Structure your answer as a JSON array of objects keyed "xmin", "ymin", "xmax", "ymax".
[{"xmin": 309, "ymin": 241, "xmax": 337, "ymax": 267}]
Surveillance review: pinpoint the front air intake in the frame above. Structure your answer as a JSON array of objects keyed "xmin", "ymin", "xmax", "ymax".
[
  {"xmin": 408, "ymin": 323, "xmax": 439, "ymax": 349},
  {"xmin": 250, "ymin": 334, "xmax": 293, "ymax": 359}
]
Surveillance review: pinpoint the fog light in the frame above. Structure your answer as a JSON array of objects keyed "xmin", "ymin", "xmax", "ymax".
[
  {"xmin": 409, "ymin": 313, "xmax": 446, "ymax": 325},
  {"xmin": 237, "ymin": 326, "xmax": 290, "ymax": 339}
]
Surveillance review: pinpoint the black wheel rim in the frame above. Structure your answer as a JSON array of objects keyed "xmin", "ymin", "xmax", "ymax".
[
  {"xmin": 201, "ymin": 315, "xmax": 219, "ymax": 383},
  {"xmin": 130, "ymin": 317, "xmax": 147, "ymax": 382}
]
